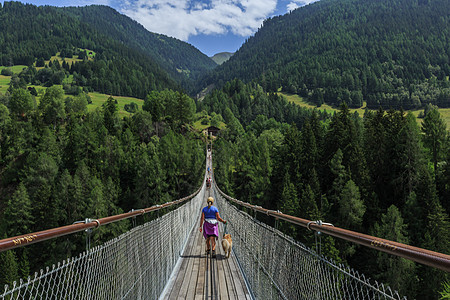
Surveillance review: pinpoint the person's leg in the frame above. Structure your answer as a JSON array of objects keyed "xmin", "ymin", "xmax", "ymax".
[
  {"xmin": 211, "ymin": 236, "xmax": 216, "ymax": 251},
  {"xmin": 206, "ymin": 236, "xmax": 211, "ymax": 251},
  {"xmin": 211, "ymin": 237, "xmax": 217, "ymax": 257}
]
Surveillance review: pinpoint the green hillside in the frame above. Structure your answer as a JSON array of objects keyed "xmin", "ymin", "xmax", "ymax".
[
  {"xmin": 281, "ymin": 92, "xmax": 450, "ymax": 128},
  {"xmin": 62, "ymin": 5, "xmax": 217, "ymax": 85},
  {"xmin": 199, "ymin": 0, "xmax": 450, "ymax": 109},
  {"xmin": 0, "ymin": 1, "xmax": 178, "ymax": 98},
  {"xmin": 87, "ymin": 92, "xmax": 143, "ymax": 117},
  {"xmin": 1, "ymin": 70, "xmax": 143, "ymax": 117}
]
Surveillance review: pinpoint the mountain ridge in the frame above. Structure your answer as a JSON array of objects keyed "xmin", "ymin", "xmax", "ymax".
[
  {"xmin": 61, "ymin": 5, "xmax": 217, "ymax": 85},
  {"xmin": 198, "ymin": 0, "xmax": 450, "ymax": 109},
  {"xmin": 210, "ymin": 52, "xmax": 234, "ymax": 65},
  {"xmin": 0, "ymin": 1, "xmax": 217, "ymax": 96}
]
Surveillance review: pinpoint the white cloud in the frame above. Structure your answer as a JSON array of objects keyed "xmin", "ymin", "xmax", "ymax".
[
  {"xmin": 287, "ymin": 0, "xmax": 318, "ymax": 12},
  {"xmin": 120, "ymin": 0, "xmax": 277, "ymax": 41}
]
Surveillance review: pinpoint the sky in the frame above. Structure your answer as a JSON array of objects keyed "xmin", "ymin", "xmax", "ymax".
[{"xmin": 0, "ymin": 0, "xmax": 319, "ymax": 56}]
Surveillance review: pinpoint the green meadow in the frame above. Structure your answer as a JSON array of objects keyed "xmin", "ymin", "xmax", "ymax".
[
  {"xmin": 2, "ymin": 67, "xmax": 449, "ymax": 128},
  {"xmin": 279, "ymin": 92, "xmax": 450, "ymax": 129},
  {"xmin": 0, "ymin": 73, "xmax": 143, "ymax": 117},
  {"xmin": 88, "ymin": 92, "xmax": 144, "ymax": 117},
  {"xmin": 193, "ymin": 119, "xmax": 226, "ymax": 131},
  {"xmin": 0, "ymin": 75, "xmax": 11, "ymax": 94},
  {"xmin": 0, "ymin": 65, "xmax": 27, "ymax": 74}
]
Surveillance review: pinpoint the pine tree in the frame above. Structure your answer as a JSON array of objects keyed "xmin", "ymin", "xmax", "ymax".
[
  {"xmin": 279, "ymin": 172, "xmax": 299, "ymax": 238},
  {"xmin": 338, "ymin": 179, "xmax": 365, "ymax": 230},
  {"xmin": 371, "ymin": 205, "xmax": 416, "ymax": 297},
  {"xmin": 418, "ymin": 198, "xmax": 450, "ymax": 299},
  {"xmin": 134, "ymin": 143, "xmax": 166, "ymax": 208},
  {"xmin": 103, "ymin": 96, "xmax": 120, "ymax": 136},
  {"xmin": 5, "ymin": 183, "xmax": 34, "ymax": 237},
  {"xmin": 414, "ymin": 168, "xmax": 450, "ymax": 299},
  {"xmin": 299, "ymin": 184, "xmax": 320, "ymax": 221},
  {"xmin": 398, "ymin": 113, "xmax": 425, "ymax": 201},
  {"xmin": 300, "ymin": 120, "xmax": 318, "ymax": 176},
  {"xmin": 329, "ymin": 149, "xmax": 347, "ymax": 215},
  {"xmin": 38, "ymin": 85, "xmax": 66, "ymax": 127},
  {"xmin": 24, "ymin": 152, "xmax": 59, "ymax": 231},
  {"xmin": 0, "ymin": 248, "xmax": 19, "ymax": 288},
  {"xmin": 422, "ymin": 108, "xmax": 447, "ymax": 180},
  {"xmin": 440, "ymin": 136, "xmax": 450, "ymax": 213},
  {"xmin": 8, "ymin": 88, "xmax": 35, "ymax": 119}
]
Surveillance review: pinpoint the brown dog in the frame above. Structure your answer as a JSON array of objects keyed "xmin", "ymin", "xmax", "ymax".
[{"xmin": 221, "ymin": 234, "xmax": 232, "ymax": 258}]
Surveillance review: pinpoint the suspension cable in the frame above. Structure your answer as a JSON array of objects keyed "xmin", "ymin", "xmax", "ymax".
[
  {"xmin": 0, "ymin": 185, "xmax": 202, "ymax": 253},
  {"xmin": 214, "ymin": 182, "xmax": 450, "ymax": 272}
]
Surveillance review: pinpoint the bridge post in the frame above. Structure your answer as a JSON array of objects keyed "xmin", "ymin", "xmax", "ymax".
[{"xmin": 72, "ymin": 218, "xmax": 99, "ymax": 251}]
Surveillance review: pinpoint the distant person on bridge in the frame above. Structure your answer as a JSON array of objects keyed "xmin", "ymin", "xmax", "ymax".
[{"xmin": 199, "ymin": 197, "xmax": 226, "ymax": 258}]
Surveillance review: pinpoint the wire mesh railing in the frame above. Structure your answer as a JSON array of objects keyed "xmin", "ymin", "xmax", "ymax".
[
  {"xmin": 1, "ymin": 184, "xmax": 205, "ymax": 300},
  {"xmin": 213, "ymin": 185, "xmax": 406, "ymax": 300}
]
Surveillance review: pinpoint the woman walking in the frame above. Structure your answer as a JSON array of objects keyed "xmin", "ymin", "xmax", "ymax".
[{"xmin": 199, "ymin": 197, "xmax": 226, "ymax": 257}]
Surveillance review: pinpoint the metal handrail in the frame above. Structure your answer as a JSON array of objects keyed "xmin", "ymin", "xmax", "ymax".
[
  {"xmin": 0, "ymin": 185, "xmax": 202, "ymax": 253},
  {"xmin": 214, "ymin": 182, "xmax": 450, "ymax": 272}
]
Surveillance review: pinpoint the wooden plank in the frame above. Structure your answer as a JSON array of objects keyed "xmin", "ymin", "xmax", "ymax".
[
  {"xmin": 177, "ymin": 236, "xmax": 200, "ymax": 299},
  {"xmin": 205, "ymin": 252, "xmax": 211, "ymax": 299},
  {"xmin": 195, "ymin": 239, "xmax": 207, "ymax": 296},
  {"xmin": 163, "ymin": 201, "xmax": 251, "ymax": 300},
  {"xmin": 216, "ymin": 235, "xmax": 230, "ymax": 300},
  {"xmin": 218, "ymin": 232, "xmax": 238, "ymax": 300},
  {"xmin": 223, "ymin": 254, "xmax": 238, "ymax": 300},
  {"xmin": 167, "ymin": 226, "xmax": 197, "ymax": 300},
  {"xmin": 228, "ymin": 253, "xmax": 250, "ymax": 299},
  {"xmin": 186, "ymin": 233, "xmax": 201, "ymax": 299}
]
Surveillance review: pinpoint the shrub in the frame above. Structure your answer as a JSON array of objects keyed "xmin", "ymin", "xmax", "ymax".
[
  {"xmin": 124, "ymin": 102, "xmax": 138, "ymax": 113},
  {"xmin": 1, "ymin": 68, "xmax": 13, "ymax": 76}
]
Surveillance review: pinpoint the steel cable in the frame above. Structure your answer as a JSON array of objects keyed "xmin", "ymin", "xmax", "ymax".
[{"xmin": 214, "ymin": 184, "xmax": 406, "ymax": 300}]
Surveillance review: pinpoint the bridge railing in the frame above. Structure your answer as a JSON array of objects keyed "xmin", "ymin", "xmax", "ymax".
[
  {"xmin": 214, "ymin": 184, "xmax": 450, "ymax": 273},
  {"xmin": 1, "ymin": 184, "xmax": 205, "ymax": 299},
  {"xmin": 213, "ymin": 183, "xmax": 407, "ymax": 300}
]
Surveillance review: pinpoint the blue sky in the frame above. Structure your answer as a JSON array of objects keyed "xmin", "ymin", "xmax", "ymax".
[{"xmin": 0, "ymin": 0, "xmax": 318, "ymax": 56}]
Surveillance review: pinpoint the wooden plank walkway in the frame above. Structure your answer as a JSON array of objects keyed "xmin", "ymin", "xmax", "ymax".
[{"xmin": 162, "ymin": 206, "xmax": 251, "ymax": 300}]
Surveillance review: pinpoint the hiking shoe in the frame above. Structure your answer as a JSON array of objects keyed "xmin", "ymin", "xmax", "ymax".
[
  {"xmin": 206, "ymin": 249, "xmax": 210, "ymax": 255},
  {"xmin": 212, "ymin": 250, "xmax": 216, "ymax": 258}
]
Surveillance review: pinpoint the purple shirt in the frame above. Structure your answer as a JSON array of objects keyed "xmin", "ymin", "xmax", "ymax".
[{"xmin": 202, "ymin": 206, "xmax": 219, "ymax": 219}]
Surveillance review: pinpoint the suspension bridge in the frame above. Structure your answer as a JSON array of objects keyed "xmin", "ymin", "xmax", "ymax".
[{"xmin": 1, "ymin": 150, "xmax": 449, "ymax": 299}]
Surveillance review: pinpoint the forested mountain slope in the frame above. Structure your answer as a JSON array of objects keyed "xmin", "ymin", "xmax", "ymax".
[
  {"xmin": 202, "ymin": 80, "xmax": 450, "ymax": 299},
  {"xmin": 0, "ymin": 2, "xmax": 215, "ymax": 97},
  {"xmin": 199, "ymin": 0, "xmax": 450, "ymax": 109},
  {"xmin": 62, "ymin": 5, "xmax": 217, "ymax": 85}
]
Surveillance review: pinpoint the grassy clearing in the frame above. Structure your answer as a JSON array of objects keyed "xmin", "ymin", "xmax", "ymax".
[
  {"xmin": 80, "ymin": 49, "xmax": 96, "ymax": 59},
  {"xmin": 0, "ymin": 65, "xmax": 27, "ymax": 74},
  {"xmin": 193, "ymin": 113, "xmax": 227, "ymax": 131},
  {"xmin": 1, "ymin": 76, "xmax": 143, "ymax": 118},
  {"xmin": 88, "ymin": 92, "xmax": 144, "ymax": 117},
  {"xmin": 439, "ymin": 109, "xmax": 450, "ymax": 128},
  {"xmin": 280, "ymin": 92, "xmax": 368, "ymax": 116},
  {"xmin": 0, "ymin": 75, "xmax": 10, "ymax": 94},
  {"xmin": 48, "ymin": 52, "xmax": 82, "ymax": 67},
  {"xmin": 279, "ymin": 92, "xmax": 450, "ymax": 129},
  {"xmin": 27, "ymin": 84, "xmax": 48, "ymax": 101},
  {"xmin": 39, "ymin": 49, "xmax": 95, "ymax": 70},
  {"xmin": 193, "ymin": 120, "xmax": 226, "ymax": 131}
]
